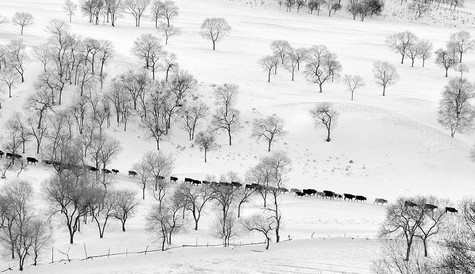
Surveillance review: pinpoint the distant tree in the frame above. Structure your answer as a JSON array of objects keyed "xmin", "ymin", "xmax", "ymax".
[
  {"xmin": 200, "ymin": 18, "xmax": 231, "ymax": 51},
  {"xmin": 151, "ymin": 0, "xmax": 164, "ymax": 28},
  {"xmin": 211, "ymin": 84, "xmax": 240, "ymax": 146},
  {"xmin": 124, "ymin": 0, "xmax": 151, "ymax": 27},
  {"xmin": 141, "ymin": 151, "xmax": 174, "ymax": 209},
  {"xmin": 408, "ymin": 0, "xmax": 431, "ymax": 18},
  {"xmin": 0, "ymin": 67, "xmax": 19, "ymax": 98},
  {"xmin": 6, "ymin": 39, "xmax": 27, "ymax": 83},
  {"xmin": 448, "ymin": 31, "xmax": 475, "ymax": 63},
  {"xmin": 251, "ymin": 115, "xmax": 286, "ymax": 152},
  {"xmin": 310, "ymin": 103, "xmax": 338, "ymax": 142},
  {"xmin": 326, "ymin": 0, "xmax": 342, "ymax": 16},
  {"xmin": 435, "ymin": 48, "xmax": 458, "ymax": 78},
  {"xmin": 438, "ymin": 77, "xmax": 475, "ymax": 137},
  {"xmin": 159, "ymin": 0, "xmax": 179, "ymax": 27},
  {"xmin": 194, "ymin": 129, "xmax": 217, "ymax": 163},
  {"xmin": 161, "ymin": 52, "xmax": 178, "ymax": 82},
  {"xmin": 293, "ymin": 48, "xmax": 309, "ymax": 71},
  {"xmin": 271, "ymin": 40, "xmax": 292, "ymax": 65},
  {"xmin": 181, "ymin": 100, "xmax": 209, "ymax": 141},
  {"xmin": 304, "ymin": 45, "xmax": 342, "ymax": 93},
  {"xmin": 284, "ymin": 51, "xmax": 299, "ymax": 81},
  {"xmin": 386, "ymin": 31, "xmax": 418, "ymax": 64},
  {"xmin": 406, "ymin": 43, "xmax": 420, "ymax": 67},
  {"xmin": 132, "ymin": 34, "xmax": 163, "ymax": 79},
  {"xmin": 373, "ymin": 61, "xmax": 399, "ymax": 96},
  {"xmin": 64, "ymin": 0, "xmax": 78, "ymax": 23},
  {"xmin": 242, "ymin": 213, "xmax": 275, "ymax": 250},
  {"xmin": 259, "ymin": 55, "xmax": 279, "ymax": 83},
  {"xmin": 415, "ymin": 198, "xmax": 447, "ymax": 257},
  {"xmin": 343, "ymin": 74, "xmax": 364, "ymax": 101},
  {"xmin": 236, "ymin": 186, "xmax": 254, "ymax": 218},
  {"xmin": 415, "ymin": 40, "xmax": 432, "ymax": 67},
  {"xmin": 12, "ymin": 12, "xmax": 33, "ymax": 35},
  {"xmin": 158, "ymin": 23, "xmax": 180, "ymax": 45},
  {"xmin": 90, "ymin": 189, "xmax": 116, "ymax": 238},
  {"xmin": 105, "ymin": 0, "xmax": 122, "ymax": 27}
]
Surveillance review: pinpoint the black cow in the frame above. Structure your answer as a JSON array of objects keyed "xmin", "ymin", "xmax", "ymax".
[
  {"xmin": 344, "ymin": 193, "xmax": 355, "ymax": 201},
  {"xmin": 5, "ymin": 153, "xmax": 13, "ymax": 159},
  {"xmin": 374, "ymin": 198, "xmax": 388, "ymax": 205},
  {"xmin": 111, "ymin": 169, "xmax": 119, "ymax": 174},
  {"xmin": 296, "ymin": 191, "xmax": 305, "ymax": 197},
  {"xmin": 184, "ymin": 177, "xmax": 193, "ymax": 183},
  {"xmin": 424, "ymin": 204, "xmax": 438, "ymax": 211},
  {"xmin": 355, "ymin": 195, "xmax": 367, "ymax": 202},
  {"xmin": 231, "ymin": 181, "xmax": 242, "ymax": 188},
  {"xmin": 128, "ymin": 170, "xmax": 137, "ymax": 176},
  {"xmin": 303, "ymin": 189, "xmax": 317, "ymax": 196},
  {"xmin": 405, "ymin": 201, "xmax": 417, "ymax": 207},
  {"xmin": 89, "ymin": 166, "xmax": 99, "ymax": 172},
  {"xmin": 0, "ymin": 150, "xmax": 4, "ymax": 158},
  {"xmin": 102, "ymin": 168, "xmax": 112, "ymax": 174},
  {"xmin": 26, "ymin": 157, "xmax": 38, "ymax": 164},
  {"xmin": 170, "ymin": 176, "xmax": 178, "ymax": 182},
  {"xmin": 446, "ymin": 207, "xmax": 458, "ymax": 213},
  {"xmin": 43, "ymin": 159, "xmax": 53, "ymax": 165},
  {"xmin": 323, "ymin": 190, "xmax": 335, "ymax": 199},
  {"xmin": 202, "ymin": 180, "xmax": 210, "ymax": 185},
  {"xmin": 192, "ymin": 180, "xmax": 201, "ymax": 185}
]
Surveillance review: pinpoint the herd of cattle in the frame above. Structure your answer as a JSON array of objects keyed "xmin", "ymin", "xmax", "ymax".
[{"xmin": 0, "ymin": 151, "xmax": 460, "ymax": 214}]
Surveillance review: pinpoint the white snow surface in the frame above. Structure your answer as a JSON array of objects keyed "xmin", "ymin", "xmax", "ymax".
[{"xmin": 0, "ymin": 0, "xmax": 474, "ymax": 272}]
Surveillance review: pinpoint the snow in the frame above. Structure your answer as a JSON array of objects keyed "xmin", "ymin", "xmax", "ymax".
[{"xmin": 0, "ymin": 0, "xmax": 473, "ymax": 272}]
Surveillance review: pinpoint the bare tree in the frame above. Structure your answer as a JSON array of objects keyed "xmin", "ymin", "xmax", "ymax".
[
  {"xmin": 211, "ymin": 84, "xmax": 240, "ymax": 146},
  {"xmin": 26, "ymin": 89, "xmax": 53, "ymax": 130},
  {"xmin": 7, "ymin": 39, "xmax": 27, "ymax": 83},
  {"xmin": 133, "ymin": 160, "xmax": 151, "ymax": 200},
  {"xmin": 435, "ymin": 48, "xmax": 458, "ymax": 78},
  {"xmin": 415, "ymin": 198, "xmax": 447, "ymax": 257},
  {"xmin": 140, "ymin": 89, "xmax": 167, "ymax": 150},
  {"xmin": 448, "ymin": 31, "xmax": 475, "ymax": 63},
  {"xmin": 105, "ymin": 0, "xmax": 122, "ymax": 27},
  {"xmin": 124, "ymin": 0, "xmax": 151, "ymax": 27},
  {"xmin": 181, "ymin": 100, "xmax": 209, "ymax": 141},
  {"xmin": 146, "ymin": 195, "xmax": 183, "ymax": 250},
  {"xmin": 200, "ymin": 18, "xmax": 231, "ymax": 51},
  {"xmin": 259, "ymin": 55, "xmax": 279, "ymax": 83},
  {"xmin": 194, "ymin": 129, "xmax": 217, "ymax": 163},
  {"xmin": 379, "ymin": 198, "xmax": 426, "ymax": 261},
  {"xmin": 438, "ymin": 77, "xmax": 475, "ymax": 137},
  {"xmin": 373, "ymin": 61, "xmax": 399, "ymax": 96},
  {"xmin": 142, "ymin": 151, "xmax": 174, "ymax": 209},
  {"xmin": 132, "ymin": 34, "xmax": 162, "ymax": 79},
  {"xmin": 12, "ymin": 12, "xmax": 33, "ymax": 35},
  {"xmin": 271, "ymin": 40, "xmax": 292, "ymax": 65},
  {"xmin": 177, "ymin": 184, "xmax": 214, "ymax": 230},
  {"xmin": 343, "ymin": 74, "xmax": 365, "ymax": 101},
  {"xmin": 284, "ymin": 51, "xmax": 299, "ymax": 81},
  {"xmin": 26, "ymin": 115, "xmax": 48, "ymax": 154},
  {"xmin": 151, "ymin": 0, "xmax": 164, "ymax": 28},
  {"xmin": 64, "ymin": 0, "xmax": 78, "ymax": 23},
  {"xmin": 236, "ymin": 186, "xmax": 254, "ymax": 218},
  {"xmin": 242, "ymin": 213, "xmax": 275, "ymax": 249},
  {"xmin": 158, "ymin": 23, "xmax": 180, "ymax": 45},
  {"xmin": 0, "ymin": 66, "xmax": 19, "ymax": 98},
  {"xmin": 416, "ymin": 40, "xmax": 432, "ymax": 67},
  {"xmin": 90, "ymin": 189, "xmax": 116, "ymax": 238},
  {"xmin": 251, "ymin": 115, "xmax": 286, "ymax": 152},
  {"xmin": 160, "ymin": 0, "xmax": 179, "ymax": 27},
  {"xmin": 310, "ymin": 103, "xmax": 338, "ymax": 142},
  {"xmin": 304, "ymin": 45, "xmax": 342, "ymax": 93},
  {"xmin": 161, "ymin": 52, "xmax": 178, "ymax": 82},
  {"xmin": 112, "ymin": 190, "xmax": 138, "ymax": 232},
  {"xmin": 406, "ymin": 43, "xmax": 420, "ymax": 67},
  {"xmin": 386, "ymin": 31, "xmax": 418, "ymax": 64}
]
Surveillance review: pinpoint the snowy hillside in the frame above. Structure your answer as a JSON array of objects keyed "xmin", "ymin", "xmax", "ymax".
[{"xmin": 0, "ymin": 0, "xmax": 473, "ymax": 273}]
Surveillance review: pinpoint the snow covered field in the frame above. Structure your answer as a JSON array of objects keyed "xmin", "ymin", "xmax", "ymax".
[{"xmin": 0, "ymin": 0, "xmax": 474, "ymax": 272}]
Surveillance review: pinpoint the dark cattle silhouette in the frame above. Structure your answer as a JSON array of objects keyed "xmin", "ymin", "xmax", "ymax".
[
  {"xmin": 184, "ymin": 177, "xmax": 193, "ymax": 183},
  {"xmin": 279, "ymin": 187, "xmax": 288, "ymax": 193},
  {"xmin": 374, "ymin": 198, "xmax": 388, "ymax": 205},
  {"xmin": 26, "ymin": 157, "xmax": 38, "ymax": 164},
  {"xmin": 170, "ymin": 176, "xmax": 178, "ymax": 182},
  {"xmin": 102, "ymin": 168, "xmax": 112, "ymax": 174},
  {"xmin": 202, "ymin": 180, "xmax": 210, "ymax": 185},
  {"xmin": 231, "ymin": 181, "xmax": 242, "ymax": 188},
  {"xmin": 424, "ymin": 204, "xmax": 438, "ymax": 211},
  {"xmin": 128, "ymin": 170, "xmax": 137, "ymax": 176},
  {"xmin": 405, "ymin": 201, "xmax": 417, "ymax": 207},
  {"xmin": 111, "ymin": 169, "xmax": 119, "ymax": 174},
  {"xmin": 0, "ymin": 150, "xmax": 4, "ymax": 158},
  {"xmin": 355, "ymin": 195, "xmax": 367, "ymax": 202},
  {"xmin": 303, "ymin": 189, "xmax": 317, "ymax": 196},
  {"xmin": 323, "ymin": 190, "xmax": 335, "ymax": 199},
  {"xmin": 445, "ymin": 207, "xmax": 458, "ymax": 213},
  {"xmin": 296, "ymin": 191, "xmax": 305, "ymax": 197},
  {"xmin": 192, "ymin": 180, "xmax": 201, "ymax": 185},
  {"xmin": 5, "ymin": 153, "xmax": 13, "ymax": 158},
  {"xmin": 89, "ymin": 166, "xmax": 99, "ymax": 172},
  {"xmin": 344, "ymin": 193, "xmax": 355, "ymax": 200},
  {"xmin": 12, "ymin": 154, "xmax": 22, "ymax": 159},
  {"xmin": 43, "ymin": 159, "xmax": 53, "ymax": 165}
]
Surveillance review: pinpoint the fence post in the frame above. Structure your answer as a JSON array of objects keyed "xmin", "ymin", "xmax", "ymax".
[
  {"xmin": 107, "ymin": 248, "xmax": 110, "ymax": 258},
  {"xmin": 145, "ymin": 245, "xmax": 149, "ymax": 255},
  {"xmin": 51, "ymin": 247, "xmax": 54, "ymax": 264}
]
